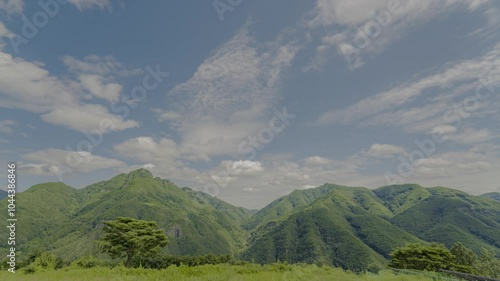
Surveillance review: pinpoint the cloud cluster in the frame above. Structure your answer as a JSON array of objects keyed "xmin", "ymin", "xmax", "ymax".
[
  {"xmin": 20, "ymin": 149, "xmax": 125, "ymax": 176},
  {"xmin": 0, "ymin": 52, "xmax": 139, "ymax": 133},
  {"xmin": 0, "ymin": 0, "xmax": 23, "ymax": 14}
]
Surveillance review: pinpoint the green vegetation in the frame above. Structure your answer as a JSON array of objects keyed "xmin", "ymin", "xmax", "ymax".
[
  {"xmin": 0, "ymin": 169, "xmax": 251, "ymax": 261},
  {"xmin": 389, "ymin": 243, "xmax": 456, "ymax": 271},
  {"xmin": 0, "ymin": 170, "xmax": 499, "ymax": 275},
  {"xmin": 243, "ymin": 184, "xmax": 500, "ymax": 272},
  {"xmin": 482, "ymin": 192, "xmax": 500, "ymax": 201},
  {"xmin": 389, "ymin": 242, "xmax": 500, "ymax": 278},
  {"xmin": 99, "ymin": 217, "xmax": 169, "ymax": 267},
  {"xmin": 0, "ymin": 263, "xmax": 440, "ymax": 281}
]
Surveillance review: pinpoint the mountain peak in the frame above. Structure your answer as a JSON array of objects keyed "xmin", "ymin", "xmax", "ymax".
[{"xmin": 127, "ymin": 168, "xmax": 154, "ymax": 179}]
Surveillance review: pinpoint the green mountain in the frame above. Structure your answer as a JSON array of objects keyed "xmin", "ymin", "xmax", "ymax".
[
  {"xmin": 242, "ymin": 184, "xmax": 500, "ymax": 271},
  {"xmin": 482, "ymin": 192, "xmax": 500, "ymax": 201},
  {"xmin": 389, "ymin": 187, "xmax": 500, "ymax": 253},
  {"xmin": 242, "ymin": 184, "xmax": 423, "ymax": 271},
  {"xmin": 1, "ymin": 171, "xmax": 499, "ymax": 272},
  {"xmin": 0, "ymin": 169, "xmax": 251, "ymax": 261}
]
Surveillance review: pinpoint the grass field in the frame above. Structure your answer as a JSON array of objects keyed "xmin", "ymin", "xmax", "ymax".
[{"xmin": 0, "ymin": 264, "xmax": 448, "ymax": 281}]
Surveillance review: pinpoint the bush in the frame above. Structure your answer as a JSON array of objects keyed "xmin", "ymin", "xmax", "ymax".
[
  {"xmin": 22, "ymin": 266, "xmax": 36, "ymax": 274},
  {"xmin": 131, "ymin": 254, "xmax": 234, "ymax": 269},
  {"xmin": 366, "ymin": 263, "xmax": 382, "ymax": 274},
  {"xmin": 72, "ymin": 256, "xmax": 102, "ymax": 269},
  {"xmin": 32, "ymin": 252, "xmax": 64, "ymax": 270}
]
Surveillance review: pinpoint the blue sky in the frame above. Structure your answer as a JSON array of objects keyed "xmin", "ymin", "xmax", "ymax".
[{"xmin": 0, "ymin": 0, "xmax": 499, "ymax": 208}]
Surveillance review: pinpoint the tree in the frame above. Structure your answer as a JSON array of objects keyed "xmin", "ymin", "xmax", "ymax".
[
  {"xmin": 100, "ymin": 217, "xmax": 169, "ymax": 267},
  {"xmin": 450, "ymin": 242, "xmax": 477, "ymax": 273},
  {"xmin": 475, "ymin": 248, "xmax": 500, "ymax": 278},
  {"xmin": 389, "ymin": 243, "xmax": 455, "ymax": 271}
]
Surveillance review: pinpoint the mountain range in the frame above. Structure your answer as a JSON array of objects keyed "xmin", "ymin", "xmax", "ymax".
[{"xmin": 1, "ymin": 169, "xmax": 499, "ymax": 272}]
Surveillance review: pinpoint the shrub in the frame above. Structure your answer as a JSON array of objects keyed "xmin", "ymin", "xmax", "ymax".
[{"xmin": 72, "ymin": 256, "xmax": 102, "ymax": 269}]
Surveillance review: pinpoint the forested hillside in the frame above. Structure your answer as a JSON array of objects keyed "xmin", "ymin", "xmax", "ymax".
[{"xmin": 1, "ymin": 170, "xmax": 499, "ymax": 272}]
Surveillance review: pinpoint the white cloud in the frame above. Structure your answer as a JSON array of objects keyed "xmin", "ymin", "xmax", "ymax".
[
  {"xmin": 114, "ymin": 137, "xmax": 179, "ymax": 164},
  {"xmin": 412, "ymin": 151, "xmax": 497, "ymax": 178},
  {"xmin": 1, "ymin": 0, "xmax": 112, "ymax": 14},
  {"xmin": 214, "ymin": 160, "xmax": 263, "ymax": 176},
  {"xmin": 366, "ymin": 144, "xmax": 406, "ymax": 158},
  {"xmin": 229, "ymin": 160, "xmax": 263, "ymax": 174},
  {"xmin": 79, "ymin": 74, "xmax": 122, "ymax": 102},
  {"xmin": 431, "ymin": 125, "xmax": 457, "ymax": 135},
  {"xmin": 195, "ymin": 152, "xmax": 387, "ymax": 208},
  {"xmin": 152, "ymin": 108, "xmax": 182, "ymax": 122},
  {"xmin": 0, "ymin": 120, "xmax": 16, "ymax": 134},
  {"xmin": 0, "ymin": 52, "xmax": 139, "ymax": 133},
  {"xmin": 316, "ymin": 43, "xmax": 500, "ymax": 130},
  {"xmin": 307, "ymin": 0, "xmax": 493, "ymax": 70},
  {"xmin": 308, "ymin": 0, "xmax": 390, "ymax": 27},
  {"xmin": 68, "ymin": 0, "xmax": 111, "ymax": 10},
  {"xmin": 20, "ymin": 149, "xmax": 125, "ymax": 175},
  {"xmin": 304, "ymin": 156, "xmax": 332, "ymax": 165},
  {"xmin": 156, "ymin": 22, "xmax": 299, "ymax": 159},
  {"xmin": 117, "ymin": 163, "xmax": 156, "ymax": 174},
  {"xmin": 41, "ymin": 103, "xmax": 139, "ymax": 132},
  {"xmin": 113, "ymin": 137, "xmax": 200, "ymax": 181},
  {"xmin": 443, "ymin": 128, "xmax": 493, "ymax": 145},
  {"xmin": 0, "ymin": 0, "xmax": 23, "ymax": 14},
  {"xmin": 0, "ymin": 21, "xmax": 14, "ymax": 38},
  {"xmin": 61, "ymin": 55, "xmax": 142, "ymax": 77}
]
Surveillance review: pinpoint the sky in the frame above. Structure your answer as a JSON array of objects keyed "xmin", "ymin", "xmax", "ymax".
[{"xmin": 0, "ymin": 0, "xmax": 499, "ymax": 209}]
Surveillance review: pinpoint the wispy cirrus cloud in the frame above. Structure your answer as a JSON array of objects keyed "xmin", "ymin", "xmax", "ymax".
[
  {"xmin": 315, "ymin": 42, "xmax": 500, "ymax": 139},
  {"xmin": 0, "ymin": 120, "xmax": 16, "ymax": 134},
  {"xmin": 306, "ymin": 0, "xmax": 495, "ymax": 70},
  {"xmin": 68, "ymin": 0, "xmax": 112, "ymax": 11},
  {"xmin": 153, "ymin": 22, "xmax": 300, "ymax": 160}
]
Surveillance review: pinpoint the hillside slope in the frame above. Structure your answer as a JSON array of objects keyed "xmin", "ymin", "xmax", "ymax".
[
  {"xmin": 1, "ymin": 173, "xmax": 499, "ymax": 273},
  {"xmin": 389, "ymin": 187, "xmax": 500, "ymax": 253},
  {"xmin": 242, "ymin": 184, "xmax": 500, "ymax": 271},
  {"xmin": 0, "ymin": 169, "xmax": 251, "ymax": 260},
  {"xmin": 482, "ymin": 192, "xmax": 500, "ymax": 201}
]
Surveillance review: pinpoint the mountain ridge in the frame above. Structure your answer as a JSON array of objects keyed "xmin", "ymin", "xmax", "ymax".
[{"xmin": 1, "ymin": 169, "xmax": 499, "ymax": 272}]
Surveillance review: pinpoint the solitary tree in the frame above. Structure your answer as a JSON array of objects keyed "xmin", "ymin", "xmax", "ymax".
[
  {"xmin": 100, "ymin": 217, "xmax": 169, "ymax": 267},
  {"xmin": 389, "ymin": 243, "xmax": 455, "ymax": 271}
]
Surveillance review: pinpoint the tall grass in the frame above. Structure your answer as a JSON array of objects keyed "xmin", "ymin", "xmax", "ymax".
[{"xmin": 0, "ymin": 264, "xmax": 449, "ymax": 281}]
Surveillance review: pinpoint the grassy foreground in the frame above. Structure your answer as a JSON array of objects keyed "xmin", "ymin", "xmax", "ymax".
[{"xmin": 0, "ymin": 264, "xmax": 441, "ymax": 281}]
